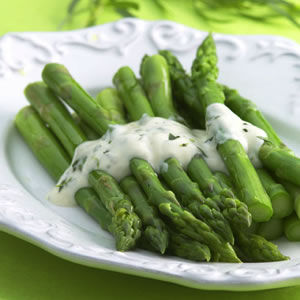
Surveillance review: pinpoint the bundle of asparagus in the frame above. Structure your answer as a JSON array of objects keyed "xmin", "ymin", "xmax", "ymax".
[{"xmin": 15, "ymin": 33, "xmax": 300, "ymax": 263}]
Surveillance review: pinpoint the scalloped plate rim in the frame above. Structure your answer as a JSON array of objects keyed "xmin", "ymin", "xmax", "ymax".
[{"xmin": 1, "ymin": 18, "xmax": 300, "ymax": 291}]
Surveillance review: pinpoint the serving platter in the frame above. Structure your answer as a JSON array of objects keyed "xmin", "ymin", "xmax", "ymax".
[{"xmin": 1, "ymin": 18, "xmax": 300, "ymax": 291}]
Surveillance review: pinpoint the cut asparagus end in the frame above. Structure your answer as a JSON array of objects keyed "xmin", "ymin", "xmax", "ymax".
[
  {"xmin": 271, "ymin": 192, "xmax": 293, "ymax": 219},
  {"xmin": 284, "ymin": 214, "xmax": 300, "ymax": 241},
  {"xmin": 248, "ymin": 202, "xmax": 273, "ymax": 222}
]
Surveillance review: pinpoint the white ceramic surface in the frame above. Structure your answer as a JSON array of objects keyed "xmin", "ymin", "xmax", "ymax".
[{"xmin": 1, "ymin": 19, "xmax": 300, "ymax": 291}]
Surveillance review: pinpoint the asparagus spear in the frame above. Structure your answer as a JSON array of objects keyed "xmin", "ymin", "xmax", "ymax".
[
  {"xmin": 187, "ymin": 156, "xmax": 252, "ymax": 229},
  {"xmin": 120, "ymin": 176, "xmax": 169, "ymax": 254},
  {"xmin": 256, "ymin": 168, "xmax": 293, "ymax": 219},
  {"xmin": 211, "ymin": 168, "xmax": 288, "ymax": 262},
  {"xmin": 259, "ymin": 141, "xmax": 300, "ymax": 186},
  {"xmin": 75, "ymin": 187, "xmax": 112, "ymax": 231},
  {"xmin": 160, "ymin": 157, "xmax": 234, "ymax": 244},
  {"xmin": 140, "ymin": 54, "xmax": 180, "ymax": 121},
  {"xmin": 72, "ymin": 113, "xmax": 100, "ymax": 140},
  {"xmin": 15, "ymin": 106, "xmax": 70, "ymax": 180},
  {"xmin": 284, "ymin": 213, "xmax": 300, "ymax": 241},
  {"xmin": 214, "ymin": 171, "xmax": 236, "ymax": 194},
  {"xmin": 88, "ymin": 170, "xmax": 142, "ymax": 251},
  {"xmin": 158, "ymin": 50, "xmax": 205, "ymax": 128},
  {"xmin": 113, "ymin": 66, "xmax": 154, "ymax": 121},
  {"xmin": 256, "ymin": 218, "xmax": 284, "ymax": 241},
  {"xmin": 167, "ymin": 228, "xmax": 211, "ymax": 262},
  {"xmin": 223, "ymin": 87, "xmax": 300, "ymax": 187},
  {"xmin": 191, "ymin": 34, "xmax": 273, "ymax": 222},
  {"xmin": 223, "ymin": 87, "xmax": 288, "ymax": 149},
  {"xmin": 96, "ymin": 88, "xmax": 127, "ymax": 124},
  {"xmin": 218, "ymin": 141, "xmax": 272, "ymax": 222},
  {"xmin": 24, "ymin": 82, "xmax": 87, "ymax": 157},
  {"xmin": 234, "ymin": 230, "xmax": 288, "ymax": 262},
  {"xmin": 280, "ymin": 180, "xmax": 300, "ymax": 219},
  {"xmin": 42, "ymin": 63, "xmax": 114, "ymax": 135},
  {"xmin": 130, "ymin": 158, "xmax": 240, "ymax": 263}
]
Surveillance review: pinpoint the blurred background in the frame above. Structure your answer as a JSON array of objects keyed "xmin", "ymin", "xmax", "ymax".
[
  {"xmin": 1, "ymin": 1, "xmax": 300, "ymax": 300},
  {"xmin": 1, "ymin": 0, "xmax": 299, "ymax": 43}
]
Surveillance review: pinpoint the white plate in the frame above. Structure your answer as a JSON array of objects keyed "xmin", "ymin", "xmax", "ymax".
[{"xmin": 1, "ymin": 18, "xmax": 300, "ymax": 291}]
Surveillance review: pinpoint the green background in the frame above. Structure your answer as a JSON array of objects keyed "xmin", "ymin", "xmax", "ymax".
[{"xmin": 1, "ymin": 0, "xmax": 300, "ymax": 299}]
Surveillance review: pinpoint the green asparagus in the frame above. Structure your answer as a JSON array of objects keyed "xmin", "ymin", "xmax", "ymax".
[
  {"xmin": 191, "ymin": 34, "xmax": 273, "ymax": 222},
  {"xmin": 160, "ymin": 157, "xmax": 234, "ymax": 244},
  {"xmin": 120, "ymin": 176, "xmax": 169, "ymax": 254},
  {"xmin": 96, "ymin": 88, "xmax": 127, "ymax": 124},
  {"xmin": 72, "ymin": 113, "xmax": 100, "ymax": 140},
  {"xmin": 15, "ymin": 106, "xmax": 70, "ymax": 180},
  {"xmin": 284, "ymin": 213, "xmax": 300, "ymax": 241},
  {"xmin": 130, "ymin": 158, "xmax": 240, "ymax": 263},
  {"xmin": 224, "ymin": 87, "xmax": 287, "ymax": 149},
  {"xmin": 234, "ymin": 230, "xmax": 288, "ymax": 262},
  {"xmin": 88, "ymin": 170, "xmax": 142, "ymax": 251},
  {"xmin": 158, "ymin": 50, "xmax": 205, "ymax": 128},
  {"xmin": 218, "ymin": 140, "xmax": 273, "ymax": 222},
  {"xmin": 75, "ymin": 187, "xmax": 112, "ymax": 231},
  {"xmin": 256, "ymin": 218, "xmax": 284, "ymax": 241},
  {"xmin": 187, "ymin": 156, "xmax": 252, "ymax": 229},
  {"xmin": 256, "ymin": 168, "xmax": 293, "ymax": 219},
  {"xmin": 140, "ymin": 54, "xmax": 180, "ymax": 120},
  {"xmin": 25, "ymin": 82, "xmax": 87, "ymax": 157},
  {"xmin": 214, "ymin": 171, "xmax": 236, "ymax": 194},
  {"xmin": 42, "ymin": 63, "xmax": 114, "ymax": 135},
  {"xmin": 280, "ymin": 180, "xmax": 300, "ymax": 219},
  {"xmin": 167, "ymin": 228, "xmax": 211, "ymax": 262},
  {"xmin": 113, "ymin": 66, "xmax": 154, "ymax": 121},
  {"xmin": 259, "ymin": 141, "xmax": 300, "ymax": 186}
]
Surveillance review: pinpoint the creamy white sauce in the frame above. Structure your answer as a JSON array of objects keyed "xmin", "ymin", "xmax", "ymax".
[{"xmin": 49, "ymin": 104, "xmax": 267, "ymax": 206}]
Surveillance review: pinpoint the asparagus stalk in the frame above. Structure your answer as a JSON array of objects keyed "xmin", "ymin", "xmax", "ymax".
[
  {"xmin": 42, "ymin": 63, "xmax": 114, "ymax": 135},
  {"xmin": 187, "ymin": 156, "xmax": 252, "ymax": 229},
  {"xmin": 218, "ymin": 140, "xmax": 272, "ymax": 222},
  {"xmin": 72, "ymin": 113, "xmax": 100, "ymax": 140},
  {"xmin": 88, "ymin": 170, "xmax": 142, "ymax": 251},
  {"xmin": 259, "ymin": 142, "xmax": 300, "ymax": 186},
  {"xmin": 191, "ymin": 34, "xmax": 272, "ymax": 222},
  {"xmin": 24, "ymin": 82, "xmax": 87, "ymax": 157},
  {"xmin": 214, "ymin": 171, "xmax": 236, "ymax": 194},
  {"xmin": 130, "ymin": 158, "xmax": 240, "ymax": 263},
  {"xmin": 280, "ymin": 180, "xmax": 300, "ymax": 219},
  {"xmin": 15, "ymin": 106, "xmax": 70, "ymax": 180},
  {"xmin": 113, "ymin": 66, "xmax": 154, "ymax": 121},
  {"xmin": 234, "ymin": 230, "xmax": 288, "ymax": 262},
  {"xmin": 284, "ymin": 213, "xmax": 300, "ymax": 241},
  {"xmin": 75, "ymin": 187, "xmax": 112, "ymax": 231},
  {"xmin": 223, "ymin": 87, "xmax": 288, "ymax": 149},
  {"xmin": 96, "ymin": 88, "xmax": 127, "ymax": 124},
  {"xmin": 160, "ymin": 157, "xmax": 234, "ymax": 244},
  {"xmin": 210, "ymin": 165, "xmax": 288, "ymax": 262},
  {"xmin": 140, "ymin": 54, "xmax": 180, "ymax": 121},
  {"xmin": 256, "ymin": 168, "xmax": 293, "ymax": 219},
  {"xmin": 256, "ymin": 218, "xmax": 284, "ymax": 241},
  {"xmin": 167, "ymin": 228, "xmax": 211, "ymax": 262},
  {"xmin": 158, "ymin": 50, "xmax": 205, "ymax": 128},
  {"xmin": 120, "ymin": 176, "xmax": 169, "ymax": 254}
]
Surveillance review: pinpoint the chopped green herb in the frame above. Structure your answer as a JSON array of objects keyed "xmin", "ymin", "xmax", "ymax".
[
  {"xmin": 56, "ymin": 177, "xmax": 72, "ymax": 192},
  {"xmin": 169, "ymin": 133, "xmax": 180, "ymax": 140},
  {"xmin": 197, "ymin": 147, "xmax": 208, "ymax": 158}
]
